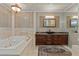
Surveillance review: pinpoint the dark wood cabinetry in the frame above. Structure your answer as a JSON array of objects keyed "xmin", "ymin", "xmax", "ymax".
[{"xmin": 36, "ymin": 32, "xmax": 68, "ymax": 45}]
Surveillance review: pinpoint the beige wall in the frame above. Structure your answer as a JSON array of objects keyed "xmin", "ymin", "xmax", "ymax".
[
  {"xmin": 0, "ymin": 6, "xmax": 34, "ymax": 36},
  {"xmin": 0, "ymin": 5, "xmax": 11, "ymax": 28},
  {"xmin": 0, "ymin": 6, "xmax": 34, "ymax": 32},
  {"xmin": 0, "ymin": 6, "xmax": 12, "ymax": 37},
  {"xmin": 15, "ymin": 12, "xmax": 33, "ymax": 28},
  {"xmin": 14, "ymin": 12, "xmax": 34, "ymax": 32}
]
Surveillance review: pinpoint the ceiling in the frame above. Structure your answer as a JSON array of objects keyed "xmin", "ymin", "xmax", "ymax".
[{"xmin": 0, "ymin": 3, "xmax": 78, "ymax": 12}]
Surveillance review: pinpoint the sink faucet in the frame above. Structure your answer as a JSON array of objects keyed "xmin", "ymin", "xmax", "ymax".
[{"xmin": 48, "ymin": 29, "xmax": 51, "ymax": 32}]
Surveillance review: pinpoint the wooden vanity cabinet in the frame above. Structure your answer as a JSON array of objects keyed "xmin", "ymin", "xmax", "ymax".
[{"xmin": 36, "ymin": 33, "xmax": 68, "ymax": 45}]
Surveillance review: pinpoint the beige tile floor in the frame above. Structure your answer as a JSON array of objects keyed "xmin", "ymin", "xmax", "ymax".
[
  {"xmin": 21, "ymin": 45, "xmax": 38, "ymax": 56},
  {"xmin": 72, "ymin": 45, "xmax": 79, "ymax": 56},
  {"xmin": 22, "ymin": 45, "xmax": 79, "ymax": 56}
]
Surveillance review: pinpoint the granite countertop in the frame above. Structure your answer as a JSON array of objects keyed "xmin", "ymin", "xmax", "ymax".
[{"xmin": 36, "ymin": 32, "xmax": 68, "ymax": 35}]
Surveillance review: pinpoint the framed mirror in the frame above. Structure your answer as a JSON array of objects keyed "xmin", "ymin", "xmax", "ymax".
[
  {"xmin": 67, "ymin": 16, "xmax": 78, "ymax": 28},
  {"xmin": 70, "ymin": 19, "xmax": 78, "ymax": 27},
  {"xmin": 43, "ymin": 16, "xmax": 56, "ymax": 27}
]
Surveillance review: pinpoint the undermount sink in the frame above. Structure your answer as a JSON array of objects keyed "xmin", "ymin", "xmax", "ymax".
[{"xmin": 46, "ymin": 32, "xmax": 55, "ymax": 34}]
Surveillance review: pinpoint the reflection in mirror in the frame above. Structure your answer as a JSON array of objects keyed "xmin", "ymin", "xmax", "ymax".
[{"xmin": 44, "ymin": 19, "xmax": 56, "ymax": 27}]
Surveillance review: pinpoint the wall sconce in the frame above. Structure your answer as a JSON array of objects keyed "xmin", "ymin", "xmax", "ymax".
[
  {"xmin": 11, "ymin": 4, "xmax": 21, "ymax": 13},
  {"xmin": 72, "ymin": 16, "xmax": 78, "ymax": 19},
  {"xmin": 45, "ymin": 16, "xmax": 55, "ymax": 19}
]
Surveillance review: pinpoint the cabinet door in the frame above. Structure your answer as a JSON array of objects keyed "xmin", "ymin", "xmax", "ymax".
[
  {"xmin": 55, "ymin": 35, "xmax": 68, "ymax": 45},
  {"xmin": 51, "ymin": 35, "xmax": 59, "ymax": 45},
  {"xmin": 36, "ymin": 35, "xmax": 46, "ymax": 45},
  {"xmin": 59, "ymin": 35, "xmax": 68, "ymax": 45},
  {"xmin": 50, "ymin": 35, "xmax": 68, "ymax": 45},
  {"xmin": 46, "ymin": 35, "xmax": 55, "ymax": 45}
]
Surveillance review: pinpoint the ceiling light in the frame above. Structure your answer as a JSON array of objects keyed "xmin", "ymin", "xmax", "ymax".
[{"xmin": 11, "ymin": 4, "xmax": 21, "ymax": 12}]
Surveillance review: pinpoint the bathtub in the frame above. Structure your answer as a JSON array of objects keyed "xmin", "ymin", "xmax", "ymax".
[{"xmin": 0, "ymin": 36, "xmax": 31, "ymax": 56}]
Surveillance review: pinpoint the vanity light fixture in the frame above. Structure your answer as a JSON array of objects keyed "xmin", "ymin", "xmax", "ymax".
[
  {"xmin": 11, "ymin": 4, "xmax": 21, "ymax": 12},
  {"xmin": 45, "ymin": 16, "xmax": 55, "ymax": 19},
  {"xmin": 72, "ymin": 16, "xmax": 78, "ymax": 19}
]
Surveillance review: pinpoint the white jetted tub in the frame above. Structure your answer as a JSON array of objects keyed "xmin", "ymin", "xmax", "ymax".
[{"xmin": 0, "ymin": 36, "xmax": 31, "ymax": 56}]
